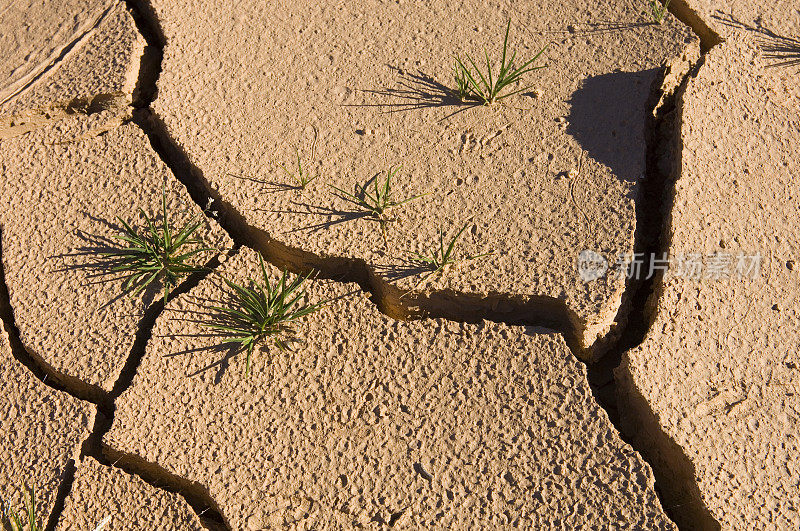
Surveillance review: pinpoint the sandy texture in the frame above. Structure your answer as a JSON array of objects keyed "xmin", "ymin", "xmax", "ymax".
[
  {"xmin": 0, "ymin": 324, "xmax": 93, "ymax": 525},
  {"xmin": 107, "ymin": 246, "xmax": 672, "ymax": 529},
  {"xmin": 0, "ymin": 0, "xmax": 143, "ymax": 119},
  {"xmin": 149, "ymin": 0, "xmax": 696, "ymax": 346},
  {"xmin": 679, "ymin": 0, "xmax": 800, "ymax": 41},
  {"xmin": 617, "ymin": 36, "xmax": 800, "ymax": 529},
  {"xmin": 0, "ymin": 113, "xmax": 231, "ymax": 394},
  {"xmin": 55, "ymin": 457, "xmax": 203, "ymax": 530}
]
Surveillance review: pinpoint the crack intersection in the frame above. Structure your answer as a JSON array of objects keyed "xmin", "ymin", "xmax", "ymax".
[{"xmin": 0, "ymin": 0, "xmax": 728, "ymax": 529}]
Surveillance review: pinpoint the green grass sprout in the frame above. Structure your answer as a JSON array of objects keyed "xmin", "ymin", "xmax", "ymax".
[
  {"xmin": 453, "ymin": 61, "xmax": 471, "ymax": 101},
  {"xmin": 1, "ymin": 486, "xmax": 40, "ymax": 531},
  {"xmin": 648, "ymin": 0, "xmax": 671, "ymax": 24},
  {"xmin": 280, "ymin": 127, "xmax": 320, "ymax": 190},
  {"xmin": 454, "ymin": 20, "xmax": 548, "ymax": 105},
  {"xmin": 100, "ymin": 186, "xmax": 213, "ymax": 301},
  {"xmin": 330, "ymin": 165, "xmax": 427, "ymax": 221},
  {"xmin": 204, "ymin": 254, "xmax": 323, "ymax": 376},
  {"xmin": 409, "ymin": 223, "xmax": 493, "ymax": 288}
]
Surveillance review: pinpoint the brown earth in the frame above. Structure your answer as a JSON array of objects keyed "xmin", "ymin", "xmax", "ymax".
[
  {"xmin": 617, "ymin": 35, "xmax": 800, "ymax": 529},
  {"xmin": 106, "ymin": 246, "xmax": 674, "ymax": 529},
  {"xmin": 1, "ymin": 0, "xmax": 799, "ymax": 528}
]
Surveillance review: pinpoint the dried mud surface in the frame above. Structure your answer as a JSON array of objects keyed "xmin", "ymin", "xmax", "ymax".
[
  {"xmin": 617, "ymin": 35, "xmax": 800, "ymax": 530},
  {"xmin": 0, "ymin": 0, "xmax": 798, "ymax": 529},
  {"xmin": 149, "ymin": 0, "xmax": 696, "ymax": 347},
  {"xmin": 107, "ymin": 247, "xmax": 673, "ymax": 529}
]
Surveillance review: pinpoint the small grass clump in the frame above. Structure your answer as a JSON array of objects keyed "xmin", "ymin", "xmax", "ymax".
[
  {"xmin": 280, "ymin": 127, "xmax": 320, "ymax": 190},
  {"xmin": 409, "ymin": 223, "xmax": 492, "ymax": 286},
  {"xmin": 454, "ymin": 20, "xmax": 548, "ymax": 105},
  {"xmin": 1, "ymin": 486, "xmax": 40, "ymax": 531},
  {"xmin": 280, "ymin": 148, "xmax": 319, "ymax": 190},
  {"xmin": 101, "ymin": 187, "xmax": 211, "ymax": 301},
  {"xmin": 648, "ymin": 0, "xmax": 671, "ymax": 24},
  {"xmin": 204, "ymin": 254, "xmax": 323, "ymax": 376},
  {"xmin": 330, "ymin": 165, "xmax": 426, "ymax": 222}
]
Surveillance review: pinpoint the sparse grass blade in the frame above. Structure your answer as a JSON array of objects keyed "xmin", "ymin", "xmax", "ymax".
[
  {"xmin": 648, "ymin": 0, "xmax": 671, "ymax": 24},
  {"xmin": 408, "ymin": 223, "xmax": 493, "ymax": 288},
  {"xmin": 1, "ymin": 486, "xmax": 40, "ymax": 531},
  {"xmin": 203, "ymin": 254, "xmax": 323, "ymax": 376},
  {"xmin": 453, "ymin": 20, "xmax": 548, "ymax": 105},
  {"xmin": 98, "ymin": 186, "xmax": 213, "ymax": 301},
  {"xmin": 280, "ymin": 148, "xmax": 319, "ymax": 190},
  {"xmin": 280, "ymin": 127, "xmax": 320, "ymax": 190},
  {"xmin": 329, "ymin": 165, "xmax": 427, "ymax": 221}
]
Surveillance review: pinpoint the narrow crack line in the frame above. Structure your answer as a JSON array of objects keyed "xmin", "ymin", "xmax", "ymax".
[
  {"xmin": 78, "ymin": 252, "xmax": 233, "ymax": 531},
  {"xmin": 100, "ymin": 443, "xmax": 229, "ymax": 531},
  {"xmin": 0, "ymin": 227, "xmax": 108, "ymax": 404},
  {"xmin": 0, "ymin": 2, "xmax": 116, "ymax": 106},
  {"xmin": 43, "ymin": 459, "xmax": 77, "ymax": 531},
  {"xmin": 122, "ymin": 0, "xmax": 164, "ymax": 108}
]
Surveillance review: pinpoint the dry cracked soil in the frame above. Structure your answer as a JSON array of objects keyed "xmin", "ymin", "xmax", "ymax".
[{"xmin": 0, "ymin": 0, "xmax": 798, "ymax": 529}]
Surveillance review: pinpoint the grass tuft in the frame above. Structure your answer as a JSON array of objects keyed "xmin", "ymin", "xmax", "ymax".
[
  {"xmin": 453, "ymin": 20, "xmax": 548, "ymax": 105},
  {"xmin": 100, "ymin": 186, "xmax": 212, "ymax": 301},
  {"xmin": 648, "ymin": 0, "xmax": 671, "ymax": 24},
  {"xmin": 280, "ymin": 127, "xmax": 320, "ymax": 190},
  {"xmin": 1, "ymin": 486, "xmax": 40, "ymax": 531},
  {"xmin": 203, "ymin": 254, "xmax": 323, "ymax": 376},
  {"xmin": 409, "ymin": 223, "xmax": 492, "ymax": 287},
  {"xmin": 330, "ymin": 165, "xmax": 426, "ymax": 222}
]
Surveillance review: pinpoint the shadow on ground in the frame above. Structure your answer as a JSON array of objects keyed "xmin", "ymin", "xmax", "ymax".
[
  {"xmin": 566, "ymin": 69, "xmax": 659, "ymax": 183},
  {"xmin": 713, "ymin": 13, "xmax": 800, "ymax": 68}
]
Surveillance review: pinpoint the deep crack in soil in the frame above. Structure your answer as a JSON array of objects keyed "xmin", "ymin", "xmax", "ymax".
[
  {"xmin": 121, "ymin": 0, "xmax": 723, "ymax": 528},
  {"xmin": 584, "ymin": 51, "xmax": 722, "ymax": 530},
  {"xmin": 77, "ymin": 252, "xmax": 233, "ymax": 530},
  {"xmin": 0, "ymin": 0, "xmax": 726, "ymax": 528}
]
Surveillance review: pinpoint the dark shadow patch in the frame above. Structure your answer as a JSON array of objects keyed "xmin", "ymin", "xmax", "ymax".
[
  {"xmin": 545, "ymin": 20, "xmax": 654, "ymax": 37},
  {"xmin": 566, "ymin": 69, "xmax": 658, "ymax": 183},
  {"xmin": 372, "ymin": 258, "xmax": 431, "ymax": 285},
  {"xmin": 227, "ymin": 172, "xmax": 301, "ymax": 194},
  {"xmin": 578, "ymin": 53, "xmax": 722, "ymax": 530},
  {"xmin": 256, "ymin": 201, "xmax": 372, "ymax": 234}
]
